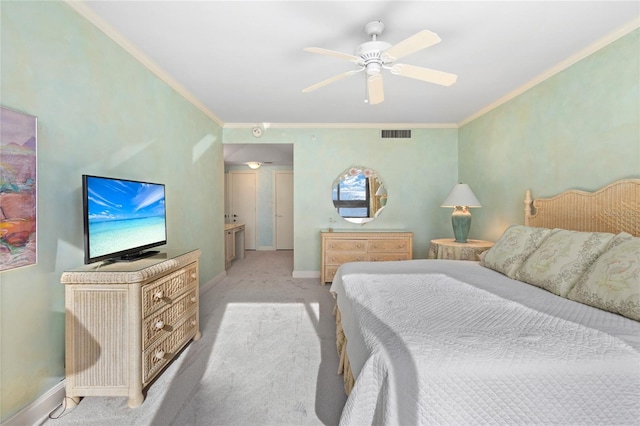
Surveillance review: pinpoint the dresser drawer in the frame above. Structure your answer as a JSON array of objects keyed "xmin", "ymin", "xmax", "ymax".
[
  {"xmin": 320, "ymin": 232, "xmax": 413, "ymax": 284},
  {"xmin": 367, "ymin": 239, "xmax": 411, "ymax": 252},
  {"xmin": 325, "ymin": 252, "xmax": 367, "ymax": 266},
  {"xmin": 143, "ymin": 310, "xmax": 198, "ymax": 385},
  {"xmin": 324, "ymin": 266, "xmax": 339, "ymax": 283},
  {"xmin": 142, "ymin": 262, "xmax": 198, "ymax": 316},
  {"xmin": 142, "ymin": 288, "xmax": 198, "ymax": 348},
  {"xmin": 367, "ymin": 253, "xmax": 411, "ymax": 262},
  {"xmin": 325, "ymin": 239, "xmax": 367, "ymax": 252}
]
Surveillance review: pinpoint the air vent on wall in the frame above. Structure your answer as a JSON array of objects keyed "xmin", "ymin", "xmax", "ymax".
[{"xmin": 381, "ymin": 129, "xmax": 411, "ymax": 139}]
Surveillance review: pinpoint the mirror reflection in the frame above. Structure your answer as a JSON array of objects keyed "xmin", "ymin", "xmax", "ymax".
[{"xmin": 332, "ymin": 166, "xmax": 386, "ymax": 224}]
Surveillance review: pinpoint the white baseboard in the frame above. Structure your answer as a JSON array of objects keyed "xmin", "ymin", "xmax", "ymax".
[
  {"xmin": 292, "ymin": 270, "xmax": 320, "ymax": 279},
  {"xmin": 256, "ymin": 246, "xmax": 275, "ymax": 251},
  {"xmin": 3, "ymin": 380, "xmax": 65, "ymax": 426},
  {"xmin": 200, "ymin": 270, "xmax": 226, "ymax": 295}
]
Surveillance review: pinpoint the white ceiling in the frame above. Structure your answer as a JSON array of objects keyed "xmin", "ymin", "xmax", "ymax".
[
  {"xmin": 74, "ymin": 1, "xmax": 638, "ymax": 166},
  {"xmin": 77, "ymin": 1, "xmax": 639, "ymax": 127}
]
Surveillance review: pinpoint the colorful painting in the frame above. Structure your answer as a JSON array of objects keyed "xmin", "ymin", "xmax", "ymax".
[{"xmin": 1, "ymin": 107, "xmax": 37, "ymax": 271}]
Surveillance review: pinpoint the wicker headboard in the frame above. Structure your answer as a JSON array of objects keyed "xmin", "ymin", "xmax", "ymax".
[{"xmin": 524, "ymin": 179, "xmax": 640, "ymax": 237}]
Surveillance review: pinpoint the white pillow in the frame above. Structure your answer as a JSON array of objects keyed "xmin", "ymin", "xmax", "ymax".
[
  {"xmin": 567, "ymin": 234, "xmax": 640, "ymax": 321},
  {"xmin": 480, "ymin": 225, "xmax": 555, "ymax": 279},
  {"xmin": 515, "ymin": 229, "xmax": 615, "ymax": 297}
]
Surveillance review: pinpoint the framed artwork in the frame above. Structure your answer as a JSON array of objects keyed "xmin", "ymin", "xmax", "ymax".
[{"xmin": 1, "ymin": 106, "xmax": 37, "ymax": 271}]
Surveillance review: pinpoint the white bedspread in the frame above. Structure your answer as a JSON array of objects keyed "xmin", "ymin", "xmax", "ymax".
[{"xmin": 330, "ymin": 260, "xmax": 640, "ymax": 426}]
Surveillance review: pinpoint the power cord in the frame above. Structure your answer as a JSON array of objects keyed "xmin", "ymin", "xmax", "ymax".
[{"xmin": 47, "ymin": 396, "xmax": 79, "ymax": 420}]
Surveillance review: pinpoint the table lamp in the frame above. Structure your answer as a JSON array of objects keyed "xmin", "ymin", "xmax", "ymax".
[
  {"xmin": 441, "ymin": 183, "xmax": 482, "ymax": 243},
  {"xmin": 375, "ymin": 185, "xmax": 387, "ymax": 206}
]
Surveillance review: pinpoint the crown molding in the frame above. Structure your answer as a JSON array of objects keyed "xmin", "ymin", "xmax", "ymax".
[
  {"xmin": 64, "ymin": 1, "xmax": 225, "ymax": 127},
  {"xmin": 458, "ymin": 17, "xmax": 640, "ymax": 127},
  {"xmin": 223, "ymin": 122, "xmax": 458, "ymax": 129}
]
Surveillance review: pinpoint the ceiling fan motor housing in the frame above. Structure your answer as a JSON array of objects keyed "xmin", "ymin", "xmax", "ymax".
[{"xmin": 356, "ymin": 41, "xmax": 392, "ymax": 75}]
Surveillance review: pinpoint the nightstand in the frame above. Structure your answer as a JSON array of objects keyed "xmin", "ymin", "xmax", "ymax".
[{"xmin": 427, "ymin": 238, "xmax": 494, "ymax": 261}]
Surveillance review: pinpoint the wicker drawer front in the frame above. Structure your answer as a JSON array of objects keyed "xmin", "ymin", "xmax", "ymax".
[
  {"xmin": 320, "ymin": 232, "xmax": 413, "ymax": 284},
  {"xmin": 142, "ymin": 262, "xmax": 198, "ymax": 316},
  {"xmin": 325, "ymin": 252, "xmax": 367, "ymax": 266},
  {"xmin": 143, "ymin": 310, "xmax": 198, "ymax": 385},
  {"xmin": 142, "ymin": 288, "xmax": 198, "ymax": 349},
  {"xmin": 367, "ymin": 253, "xmax": 411, "ymax": 262},
  {"xmin": 326, "ymin": 240, "xmax": 366, "ymax": 252},
  {"xmin": 367, "ymin": 239, "xmax": 410, "ymax": 253},
  {"xmin": 324, "ymin": 266, "xmax": 339, "ymax": 283}
]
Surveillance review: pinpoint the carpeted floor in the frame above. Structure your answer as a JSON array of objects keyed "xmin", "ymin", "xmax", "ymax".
[{"xmin": 44, "ymin": 251, "xmax": 347, "ymax": 426}]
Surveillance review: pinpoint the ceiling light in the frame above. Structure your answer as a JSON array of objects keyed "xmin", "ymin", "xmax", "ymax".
[{"xmin": 247, "ymin": 162, "xmax": 262, "ymax": 169}]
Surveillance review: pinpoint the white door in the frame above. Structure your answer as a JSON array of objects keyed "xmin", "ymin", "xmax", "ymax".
[
  {"xmin": 275, "ymin": 171, "xmax": 294, "ymax": 250},
  {"xmin": 229, "ymin": 171, "xmax": 257, "ymax": 250}
]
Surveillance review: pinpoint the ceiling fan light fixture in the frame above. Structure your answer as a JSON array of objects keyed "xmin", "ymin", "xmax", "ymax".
[{"xmin": 366, "ymin": 62, "xmax": 381, "ymax": 75}]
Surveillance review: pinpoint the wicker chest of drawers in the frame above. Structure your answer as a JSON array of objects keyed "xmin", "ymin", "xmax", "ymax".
[
  {"xmin": 320, "ymin": 231, "xmax": 413, "ymax": 284},
  {"xmin": 61, "ymin": 249, "xmax": 201, "ymax": 408}
]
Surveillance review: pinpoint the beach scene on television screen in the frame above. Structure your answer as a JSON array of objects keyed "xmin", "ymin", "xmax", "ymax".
[
  {"xmin": 87, "ymin": 177, "xmax": 166, "ymax": 258},
  {"xmin": 333, "ymin": 173, "xmax": 367, "ymax": 217}
]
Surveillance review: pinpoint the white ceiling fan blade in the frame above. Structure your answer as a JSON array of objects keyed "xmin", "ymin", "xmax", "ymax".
[
  {"xmin": 390, "ymin": 63, "xmax": 457, "ymax": 86},
  {"xmin": 303, "ymin": 47, "xmax": 363, "ymax": 64},
  {"xmin": 302, "ymin": 69, "xmax": 362, "ymax": 93},
  {"xmin": 382, "ymin": 30, "xmax": 441, "ymax": 62},
  {"xmin": 367, "ymin": 74, "xmax": 384, "ymax": 105}
]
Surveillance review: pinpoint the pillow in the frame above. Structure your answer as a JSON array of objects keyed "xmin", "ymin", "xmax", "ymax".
[
  {"xmin": 515, "ymin": 229, "xmax": 615, "ymax": 297},
  {"xmin": 604, "ymin": 231, "xmax": 634, "ymax": 248},
  {"xmin": 480, "ymin": 225, "xmax": 555, "ymax": 279},
  {"xmin": 567, "ymin": 235, "xmax": 640, "ymax": 321}
]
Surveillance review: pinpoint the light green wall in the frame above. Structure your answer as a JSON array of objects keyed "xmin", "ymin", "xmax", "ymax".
[
  {"xmin": 459, "ymin": 29, "xmax": 640, "ymax": 242},
  {"xmin": 224, "ymin": 127, "xmax": 459, "ymax": 270},
  {"xmin": 0, "ymin": 1, "xmax": 225, "ymax": 421}
]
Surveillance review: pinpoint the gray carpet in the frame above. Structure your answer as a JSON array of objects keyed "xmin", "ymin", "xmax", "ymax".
[{"xmin": 44, "ymin": 251, "xmax": 347, "ymax": 426}]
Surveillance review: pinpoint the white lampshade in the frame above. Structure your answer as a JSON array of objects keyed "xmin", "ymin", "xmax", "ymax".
[
  {"xmin": 247, "ymin": 162, "xmax": 262, "ymax": 170},
  {"xmin": 441, "ymin": 184, "xmax": 481, "ymax": 208}
]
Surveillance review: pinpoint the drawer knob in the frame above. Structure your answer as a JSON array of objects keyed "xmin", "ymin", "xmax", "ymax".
[
  {"xmin": 153, "ymin": 290, "xmax": 164, "ymax": 300},
  {"xmin": 154, "ymin": 350, "xmax": 165, "ymax": 360},
  {"xmin": 191, "ymin": 273, "xmax": 196, "ymax": 279},
  {"xmin": 190, "ymin": 296, "xmax": 196, "ymax": 303},
  {"xmin": 191, "ymin": 319, "xmax": 197, "ymax": 326},
  {"xmin": 155, "ymin": 320, "xmax": 165, "ymax": 330}
]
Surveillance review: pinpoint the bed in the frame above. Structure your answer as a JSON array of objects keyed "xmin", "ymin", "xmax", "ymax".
[{"xmin": 330, "ymin": 179, "xmax": 640, "ymax": 425}]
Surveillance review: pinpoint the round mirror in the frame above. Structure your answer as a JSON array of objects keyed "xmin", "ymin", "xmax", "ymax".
[{"xmin": 332, "ymin": 166, "xmax": 387, "ymax": 224}]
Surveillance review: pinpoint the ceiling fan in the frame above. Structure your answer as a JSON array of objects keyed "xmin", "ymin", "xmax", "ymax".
[{"xmin": 302, "ymin": 21, "xmax": 457, "ymax": 105}]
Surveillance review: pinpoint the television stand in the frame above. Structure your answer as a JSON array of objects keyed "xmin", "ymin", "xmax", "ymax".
[{"xmin": 62, "ymin": 249, "xmax": 201, "ymax": 409}]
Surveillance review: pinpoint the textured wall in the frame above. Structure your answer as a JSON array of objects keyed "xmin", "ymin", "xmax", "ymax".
[
  {"xmin": 459, "ymin": 29, "xmax": 640, "ymax": 242},
  {"xmin": 1, "ymin": 2, "xmax": 224, "ymax": 421}
]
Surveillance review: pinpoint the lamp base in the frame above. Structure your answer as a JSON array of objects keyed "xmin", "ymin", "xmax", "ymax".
[{"xmin": 451, "ymin": 206, "xmax": 472, "ymax": 243}]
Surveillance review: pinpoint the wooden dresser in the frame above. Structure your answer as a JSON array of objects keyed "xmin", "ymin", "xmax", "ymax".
[
  {"xmin": 321, "ymin": 231, "xmax": 413, "ymax": 284},
  {"xmin": 61, "ymin": 249, "xmax": 201, "ymax": 408}
]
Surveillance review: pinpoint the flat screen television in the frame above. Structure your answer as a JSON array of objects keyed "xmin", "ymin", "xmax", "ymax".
[{"xmin": 82, "ymin": 174, "xmax": 167, "ymax": 264}]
